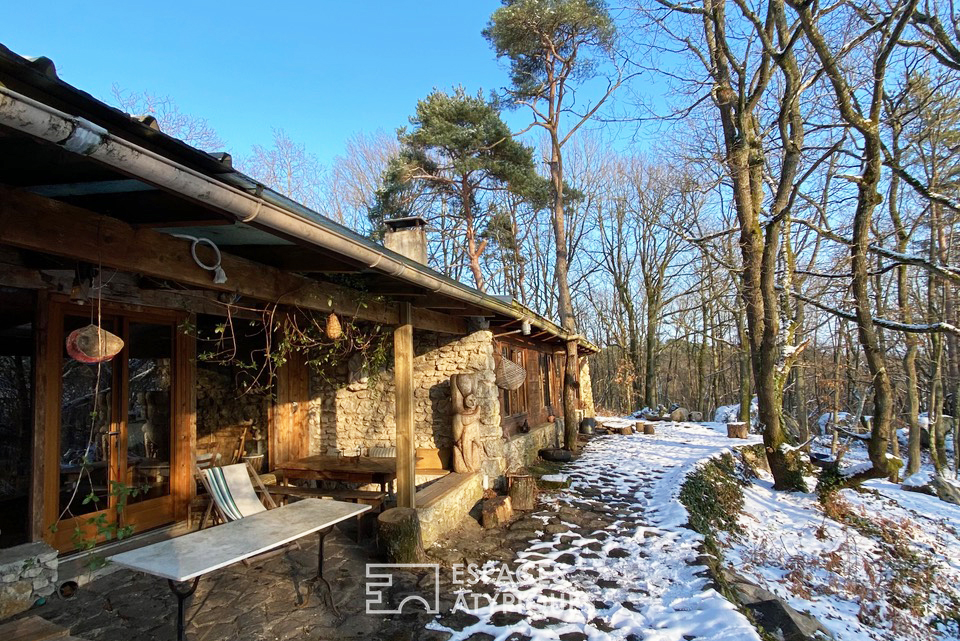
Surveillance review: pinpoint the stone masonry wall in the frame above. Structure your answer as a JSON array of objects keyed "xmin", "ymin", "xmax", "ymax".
[
  {"xmin": 0, "ymin": 541, "xmax": 58, "ymax": 619},
  {"xmin": 308, "ymin": 329, "xmax": 506, "ymax": 482}
]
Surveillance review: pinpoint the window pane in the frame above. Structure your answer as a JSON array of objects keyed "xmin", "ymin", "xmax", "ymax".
[
  {"xmin": 60, "ymin": 316, "xmax": 114, "ymax": 518},
  {"xmin": 0, "ymin": 291, "xmax": 33, "ymax": 547},
  {"xmin": 126, "ymin": 323, "xmax": 172, "ymax": 504}
]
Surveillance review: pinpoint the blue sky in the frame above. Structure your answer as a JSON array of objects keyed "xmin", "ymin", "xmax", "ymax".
[{"xmin": 3, "ymin": 1, "xmax": 543, "ymax": 163}]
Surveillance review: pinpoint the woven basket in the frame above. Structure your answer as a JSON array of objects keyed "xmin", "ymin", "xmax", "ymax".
[{"xmin": 494, "ymin": 352, "xmax": 526, "ymax": 391}]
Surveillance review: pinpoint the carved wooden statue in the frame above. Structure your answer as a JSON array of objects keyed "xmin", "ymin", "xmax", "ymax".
[{"xmin": 451, "ymin": 373, "xmax": 481, "ymax": 473}]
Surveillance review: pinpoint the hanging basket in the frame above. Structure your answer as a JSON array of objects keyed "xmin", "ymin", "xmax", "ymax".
[
  {"xmin": 494, "ymin": 352, "xmax": 526, "ymax": 391},
  {"xmin": 66, "ymin": 324, "xmax": 124, "ymax": 363},
  {"xmin": 326, "ymin": 312, "xmax": 343, "ymax": 340}
]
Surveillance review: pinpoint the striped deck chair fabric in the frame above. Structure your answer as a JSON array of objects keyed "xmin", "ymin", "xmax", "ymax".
[{"xmin": 201, "ymin": 463, "xmax": 268, "ymax": 521}]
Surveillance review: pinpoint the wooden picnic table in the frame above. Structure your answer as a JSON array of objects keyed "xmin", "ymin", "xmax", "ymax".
[
  {"xmin": 109, "ymin": 499, "xmax": 368, "ymax": 641},
  {"xmin": 276, "ymin": 455, "xmax": 399, "ymax": 493}
]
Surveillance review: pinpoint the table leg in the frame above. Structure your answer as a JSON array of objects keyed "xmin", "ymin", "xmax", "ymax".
[
  {"xmin": 313, "ymin": 526, "xmax": 339, "ymax": 616},
  {"xmin": 168, "ymin": 577, "xmax": 200, "ymax": 641}
]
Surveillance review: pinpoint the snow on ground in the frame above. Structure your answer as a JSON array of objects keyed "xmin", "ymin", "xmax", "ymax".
[
  {"xmin": 723, "ymin": 436, "xmax": 960, "ymax": 641},
  {"xmin": 429, "ymin": 422, "xmax": 764, "ymax": 641}
]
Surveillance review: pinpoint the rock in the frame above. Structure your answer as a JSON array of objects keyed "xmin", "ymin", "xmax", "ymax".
[
  {"xmin": 482, "ymin": 496, "xmax": 513, "ymax": 528},
  {"xmin": 933, "ymin": 475, "xmax": 960, "ymax": 506},
  {"xmin": 670, "ymin": 407, "xmax": 690, "ymax": 422},
  {"xmin": 689, "ymin": 411, "xmax": 704, "ymax": 422},
  {"xmin": 746, "ymin": 599, "xmax": 835, "ymax": 641}
]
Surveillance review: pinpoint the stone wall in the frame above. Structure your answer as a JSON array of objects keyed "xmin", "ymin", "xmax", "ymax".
[
  {"xmin": 416, "ymin": 473, "xmax": 485, "ymax": 548},
  {"xmin": 0, "ymin": 541, "xmax": 57, "ymax": 619},
  {"xmin": 308, "ymin": 329, "xmax": 506, "ymax": 481},
  {"xmin": 504, "ymin": 421, "xmax": 563, "ymax": 472},
  {"xmin": 579, "ymin": 356, "xmax": 596, "ymax": 419}
]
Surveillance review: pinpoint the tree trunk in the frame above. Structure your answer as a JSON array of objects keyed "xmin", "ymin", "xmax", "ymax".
[
  {"xmin": 377, "ymin": 507, "xmax": 425, "ymax": 563},
  {"xmin": 549, "ymin": 133, "xmax": 580, "ymax": 453},
  {"xmin": 645, "ymin": 300, "xmax": 659, "ymax": 409},
  {"xmin": 849, "ymin": 135, "xmax": 892, "ymax": 479}
]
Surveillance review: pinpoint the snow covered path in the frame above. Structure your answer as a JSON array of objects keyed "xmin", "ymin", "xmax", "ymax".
[{"xmin": 430, "ymin": 422, "xmax": 763, "ymax": 641}]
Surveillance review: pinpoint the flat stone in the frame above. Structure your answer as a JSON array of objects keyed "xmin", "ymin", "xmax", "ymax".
[
  {"xmin": 437, "ymin": 610, "xmax": 481, "ymax": 631},
  {"xmin": 608, "ymin": 548, "xmax": 631, "ymax": 559}
]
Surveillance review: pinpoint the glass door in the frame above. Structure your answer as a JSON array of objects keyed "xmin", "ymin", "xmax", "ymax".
[{"xmin": 50, "ymin": 305, "xmax": 178, "ymax": 552}]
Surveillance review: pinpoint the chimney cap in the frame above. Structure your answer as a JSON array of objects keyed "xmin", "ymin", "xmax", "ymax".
[{"xmin": 384, "ymin": 216, "xmax": 428, "ymax": 232}]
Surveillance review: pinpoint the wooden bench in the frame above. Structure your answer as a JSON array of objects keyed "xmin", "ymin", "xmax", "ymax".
[
  {"xmin": 415, "ymin": 472, "xmax": 476, "ymax": 509},
  {"xmin": 264, "ymin": 485, "xmax": 386, "ymax": 541},
  {"xmin": 0, "ymin": 615, "xmax": 83, "ymax": 641}
]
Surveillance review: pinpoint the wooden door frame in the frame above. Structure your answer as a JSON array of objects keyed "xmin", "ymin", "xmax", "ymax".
[{"xmin": 40, "ymin": 297, "xmax": 192, "ymax": 551}]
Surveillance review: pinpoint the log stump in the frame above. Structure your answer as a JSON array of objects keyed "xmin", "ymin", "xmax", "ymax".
[
  {"xmin": 482, "ymin": 496, "xmax": 513, "ymax": 528},
  {"xmin": 643, "ymin": 422, "xmax": 656, "ymax": 435},
  {"xmin": 619, "ymin": 425, "xmax": 634, "ymax": 436},
  {"xmin": 727, "ymin": 422, "xmax": 749, "ymax": 439},
  {"xmin": 377, "ymin": 507, "xmax": 425, "ymax": 563},
  {"xmin": 508, "ymin": 474, "xmax": 537, "ymax": 511}
]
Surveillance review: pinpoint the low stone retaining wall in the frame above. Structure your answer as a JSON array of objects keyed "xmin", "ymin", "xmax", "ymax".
[
  {"xmin": 504, "ymin": 420, "xmax": 562, "ymax": 471},
  {"xmin": 416, "ymin": 473, "xmax": 484, "ymax": 547},
  {"xmin": 0, "ymin": 541, "xmax": 58, "ymax": 619}
]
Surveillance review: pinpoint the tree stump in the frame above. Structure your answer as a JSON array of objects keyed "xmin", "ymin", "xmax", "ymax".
[
  {"xmin": 727, "ymin": 422, "xmax": 749, "ymax": 439},
  {"xmin": 482, "ymin": 496, "xmax": 513, "ymax": 528},
  {"xmin": 377, "ymin": 507, "xmax": 425, "ymax": 563},
  {"xmin": 508, "ymin": 474, "xmax": 537, "ymax": 511},
  {"xmin": 643, "ymin": 422, "xmax": 656, "ymax": 435},
  {"xmin": 619, "ymin": 425, "xmax": 634, "ymax": 436}
]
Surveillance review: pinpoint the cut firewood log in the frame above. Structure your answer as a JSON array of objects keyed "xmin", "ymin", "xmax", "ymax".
[
  {"xmin": 727, "ymin": 422, "xmax": 749, "ymax": 439},
  {"xmin": 619, "ymin": 425, "xmax": 634, "ymax": 436},
  {"xmin": 377, "ymin": 507, "xmax": 425, "ymax": 563},
  {"xmin": 643, "ymin": 422, "xmax": 656, "ymax": 435},
  {"xmin": 482, "ymin": 496, "xmax": 513, "ymax": 528},
  {"xmin": 508, "ymin": 474, "xmax": 537, "ymax": 511}
]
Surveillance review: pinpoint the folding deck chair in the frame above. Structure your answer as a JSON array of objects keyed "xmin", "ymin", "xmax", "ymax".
[{"xmin": 196, "ymin": 461, "xmax": 277, "ymax": 529}]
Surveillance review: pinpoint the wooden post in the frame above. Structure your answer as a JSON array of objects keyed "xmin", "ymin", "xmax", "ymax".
[
  {"xmin": 29, "ymin": 293, "xmax": 51, "ymax": 542},
  {"xmin": 395, "ymin": 303, "xmax": 416, "ymax": 509},
  {"xmin": 172, "ymin": 314, "xmax": 197, "ymax": 522}
]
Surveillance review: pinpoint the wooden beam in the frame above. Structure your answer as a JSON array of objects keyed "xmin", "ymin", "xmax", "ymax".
[
  {"xmin": 172, "ymin": 315, "xmax": 197, "ymax": 522},
  {"xmin": 394, "ymin": 302, "xmax": 416, "ymax": 509},
  {"xmin": 28, "ymin": 292, "xmax": 50, "ymax": 542},
  {"xmin": 0, "ymin": 188, "xmax": 466, "ymax": 334},
  {"xmin": 0, "ymin": 261, "xmax": 262, "ymax": 319}
]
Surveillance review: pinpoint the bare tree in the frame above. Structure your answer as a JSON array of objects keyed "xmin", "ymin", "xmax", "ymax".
[
  {"xmin": 241, "ymin": 129, "xmax": 324, "ymax": 211},
  {"xmin": 111, "ymin": 85, "xmax": 224, "ymax": 151}
]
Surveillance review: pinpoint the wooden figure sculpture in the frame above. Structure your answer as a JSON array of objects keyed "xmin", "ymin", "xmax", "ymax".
[{"xmin": 451, "ymin": 373, "xmax": 481, "ymax": 473}]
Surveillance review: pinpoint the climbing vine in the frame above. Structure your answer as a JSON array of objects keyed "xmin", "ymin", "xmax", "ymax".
[{"xmin": 194, "ymin": 301, "xmax": 391, "ymax": 394}]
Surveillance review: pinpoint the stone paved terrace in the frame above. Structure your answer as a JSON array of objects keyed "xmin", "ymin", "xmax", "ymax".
[
  {"xmin": 19, "ymin": 423, "xmax": 763, "ymax": 641},
  {"xmin": 28, "ymin": 522, "xmax": 448, "ymax": 641}
]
